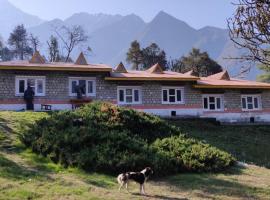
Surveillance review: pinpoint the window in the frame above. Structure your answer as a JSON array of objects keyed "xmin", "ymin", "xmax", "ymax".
[
  {"xmin": 117, "ymin": 86, "xmax": 141, "ymax": 104},
  {"xmin": 15, "ymin": 76, "xmax": 45, "ymax": 96},
  {"xmin": 162, "ymin": 87, "xmax": 184, "ymax": 104},
  {"xmin": 203, "ymin": 95, "xmax": 223, "ymax": 111},
  {"xmin": 69, "ymin": 77, "xmax": 96, "ymax": 97},
  {"xmin": 241, "ymin": 95, "xmax": 261, "ymax": 111}
]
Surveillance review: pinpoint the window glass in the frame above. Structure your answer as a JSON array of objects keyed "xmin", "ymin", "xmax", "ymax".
[
  {"xmin": 163, "ymin": 90, "xmax": 168, "ymax": 102},
  {"xmin": 37, "ymin": 80, "xmax": 43, "ymax": 94},
  {"xmin": 169, "ymin": 89, "xmax": 175, "ymax": 95},
  {"xmin": 19, "ymin": 80, "xmax": 25, "ymax": 93},
  {"xmin": 209, "ymin": 103, "xmax": 215, "ymax": 110},
  {"xmin": 169, "ymin": 96, "xmax": 175, "ymax": 103},
  {"xmin": 216, "ymin": 97, "xmax": 221, "ymax": 109},
  {"xmin": 247, "ymin": 96, "xmax": 253, "ymax": 103},
  {"xmin": 203, "ymin": 97, "xmax": 208, "ymax": 109},
  {"xmin": 134, "ymin": 90, "xmax": 139, "ymax": 102},
  {"xmin": 126, "ymin": 96, "xmax": 132, "ymax": 103},
  {"xmin": 71, "ymin": 81, "xmax": 77, "ymax": 93},
  {"xmin": 79, "ymin": 80, "xmax": 86, "ymax": 95},
  {"xmin": 27, "ymin": 79, "xmax": 35, "ymax": 92},
  {"xmin": 88, "ymin": 81, "xmax": 93, "ymax": 94},
  {"xmin": 119, "ymin": 90, "xmax": 124, "ymax": 102},
  {"xmin": 254, "ymin": 97, "xmax": 258, "ymax": 108},
  {"xmin": 126, "ymin": 89, "xmax": 132, "ymax": 95},
  {"xmin": 209, "ymin": 97, "xmax": 215, "ymax": 103},
  {"xmin": 242, "ymin": 98, "xmax": 246, "ymax": 109},
  {"xmin": 176, "ymin": 90, "xmax": 181, "ymax": 101},
  {"xmin": 247, "ymin": 103, "xmax": 253, "ymax": 109}
]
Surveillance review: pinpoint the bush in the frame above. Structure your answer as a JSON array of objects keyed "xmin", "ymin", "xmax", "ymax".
[
  {"xmin": 21, "ymin": 102, "xmax": 235, "ymax": 175},
  {"xmin": 151, "ymin": 136, "xmax": 235, "ymax": 173}
]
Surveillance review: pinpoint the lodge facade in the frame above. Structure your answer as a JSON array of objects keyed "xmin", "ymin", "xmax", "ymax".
[{"xmin": 0, "ymin": 52, "xmax": 270, "ymax": 123}]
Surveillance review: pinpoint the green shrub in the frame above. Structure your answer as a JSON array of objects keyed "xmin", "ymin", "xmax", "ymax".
[
  {"xmin": 21, "ymin": 101, "xmax": 235, "ymax": 175},
  {"xmin": 152, "ymin": 136, "xmax": 235, "ymax": 172}
]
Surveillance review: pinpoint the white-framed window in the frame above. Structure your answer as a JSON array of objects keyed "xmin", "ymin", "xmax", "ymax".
[
  {"xmin": 117, "ymin": 86, "xmax": 142, "ymax": 105},
  {"xmin": 162, "ymin": 87, "xmax": 184, "ymax": 104},
  {"xmin": 241, "ymin": 95, "xmax": 261, "ymax": 111},
  {"xmin": 69, "ymin": 77, "xmax": 96, "ymax": 97},
  {"xmin": 203, "ymin": 94, "xmax": 224, "ymax": 111},
  {"xmin": 15, "ymin": 76, "xmax": 45, "ymax": 96}
]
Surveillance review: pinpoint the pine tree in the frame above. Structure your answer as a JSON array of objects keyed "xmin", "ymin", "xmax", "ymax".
[
  {"xmin": 141, "ymin": 43, "xmax": 167, "ymax": 70},
  {"xmin": 126, "ymin": 40, "xmax": 143, "ymax": 70},
  {"xmin": 47, "ymin": 35, "xmax": 60, "ymax": 62},
  {"xmin": 8, "ymin": 24, "xmax": 32, "ymax": 60}
]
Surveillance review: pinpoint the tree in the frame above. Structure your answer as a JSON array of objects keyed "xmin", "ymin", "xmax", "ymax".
[
  {"xmin": 174, "ymin": 48, "xmax": 222, "ymax": 77},
  {"xmin": 126, "ymin": 40, "xmax": 143, "ymax": 70},
  {"xmin": 54, "ymin": 25, "xmax": 88, "ymax": 62},
  {"xmin": 228, "ymin": 0, "xmax": 270, "ymax": 67},
  {"xmin": 8, "ymin": 24, "xmax": 33, "ymax": 60},
  {"xmin": 167, "ymin": 58, "xmax": 185, "ymax": 73},
  {"xmin": 29, "ymin": 33, "xmax": 40, "ymax": 52},
  {"xmin": 141, "ymin": 43, "xmax": 167, "ymax": 70},
  {"xmin": 47, "ymin": 35, "xmax": 60, "ymax": 62}
]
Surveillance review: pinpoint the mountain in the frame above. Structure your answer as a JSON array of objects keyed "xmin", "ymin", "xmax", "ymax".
[
  {"xmin": 0, "ymin": 0, "xmax": 43, "ymax": 39},
  {"xmin": 0, "ymin": 0, "xmax": 261, "ymax": 79}
]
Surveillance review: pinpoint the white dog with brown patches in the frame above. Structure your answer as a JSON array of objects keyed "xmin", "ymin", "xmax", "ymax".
[{"xmin": 117, "ymin": 167, "xmax": 153, "ymax": 195}]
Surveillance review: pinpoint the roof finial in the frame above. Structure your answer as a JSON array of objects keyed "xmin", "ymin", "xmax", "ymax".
[
  {"xmin": 146, "ymin": 63, "xmax": 164, "ymax": 74},
  {"xmin": 114, "ymin": 62, "xmax": 127, "ymax": 73},
  {"xmin": 75, "ymin": 52, "xmax": 88, "ymax": 65},
  {"xmin": 29, "ymin": 51, "xmax": 45, "ymax": 64}
]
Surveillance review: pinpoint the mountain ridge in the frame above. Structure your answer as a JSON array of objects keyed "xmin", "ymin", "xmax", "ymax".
[{"xmin": 0, "ymin": 0, "xmax": 261, "ymax": 79}]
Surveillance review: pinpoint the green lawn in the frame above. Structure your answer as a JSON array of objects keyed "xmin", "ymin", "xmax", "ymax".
[
  {"xmin": 0, "ymin": 112, "xmax": 270, "ymax": 200},
  {"xmin": 168, "ymin": 119, "xmax": 270, "ymax": 168}
]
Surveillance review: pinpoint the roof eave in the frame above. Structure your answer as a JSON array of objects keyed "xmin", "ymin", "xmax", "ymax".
[
  {"xmin": 105, "ymin": 77, "xmax": 199, "ymax": 81},
  {"xmin": 193, "ymin": 84, "xmax": 270, "ymax": 89},
  {"xmin": 0, "ymin": 66, "xmax": 112, "ymax": 72}
]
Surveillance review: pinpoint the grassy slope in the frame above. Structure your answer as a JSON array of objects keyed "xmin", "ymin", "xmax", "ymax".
[
  {"xmin": 168, "ymin": 119, "xmax": 270, "ymax": 168},
  {"xmin": 0, "ymin": 112, "xmax": 269, "ymax": 200}
]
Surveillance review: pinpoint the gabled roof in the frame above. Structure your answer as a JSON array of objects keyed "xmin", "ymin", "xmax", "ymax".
[
  {"xmin": 106, "ymin": 70, "xmax": 199, "ymax": 81},
  {"xmin": 146, "ymin": 63, "xmax": 164, "ymax": 74},
  {"xmin": 184, "ymin": 70, "xmax": 198, "ymax": 77},
  {"xmin": 207, "ymin": 70, "xmax": 230, "ymax": 80},
  {"xmin": 29, "ymin": 51, "xmax": 45, "ymax": 64},
  {"xmin": 0, "ymin": 60, "xmax": 112, "ymax": 72},
  {"xmin": 114, "ymin": 62, "xmax": 127, "ymax": 73},
  {"xmin": 194, "ymin": 71, "xmax": 270, "ymax": 89},
  {"xmin": 75, "ymin": 52, "xmax": 88, "ymax": 65}
]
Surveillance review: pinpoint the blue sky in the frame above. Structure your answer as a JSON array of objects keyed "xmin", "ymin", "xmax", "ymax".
[{"xmin": 9, "ymin": 0, "xmax": 236, "ymax": 29}]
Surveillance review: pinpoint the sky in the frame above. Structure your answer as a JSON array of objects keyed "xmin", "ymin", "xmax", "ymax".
[{"xmin": 8, "ymin": 0, "xmax": 236, "ymax": 29}]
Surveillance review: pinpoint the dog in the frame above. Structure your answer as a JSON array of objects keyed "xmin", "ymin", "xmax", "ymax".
[{"xmin": 117, "ymin": 167, "xmax": 153, "ymax": 195}]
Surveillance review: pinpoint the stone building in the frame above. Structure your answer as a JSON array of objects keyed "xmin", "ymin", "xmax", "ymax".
[{"xmin": 1, "ymin": 51, "xmax": 270, "ymax": 123}]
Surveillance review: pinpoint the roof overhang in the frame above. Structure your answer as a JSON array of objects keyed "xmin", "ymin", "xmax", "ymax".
[
  {"xmin": 0, "ymin": 65, "xmax": 112, "ymax": 72},
  {"xmin": 193, "ymin": 84, "xmax": 270, "ymax": 89},
  {"xmin": 105, "ymin": 77, "xmax": 199, "ymax": 81}
]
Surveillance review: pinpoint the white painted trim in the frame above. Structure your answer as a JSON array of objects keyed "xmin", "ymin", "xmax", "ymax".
[
  {"xmin": 117, "ymin": 86, "xmax": 142, "ymax": 105},
  {"xmin": 161, "ymin": 86, "xmax": 184, "ymax": 104},
  {"xmin": 241, "ymin": 94, "xmax": 262, "ymax": 111},
  {"xmin": 68, "ymin": 77, "xmax": 96, "ymax": 97},
  {"xmin": 15, "ymin": 76, "xmax": 46, "ymax": 97},
  {"xmin": 202, "ymin": 94, "xmax": 224, "ymax": 111}
]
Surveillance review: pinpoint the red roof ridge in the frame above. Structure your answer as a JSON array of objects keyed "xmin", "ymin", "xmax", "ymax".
[
  {"xmin": 29, "ymin": 51, "xmax": 45, "ymax": 64},
  {"xmin": 75, "ymin": 52, "xmax": 88, "ymax": 65},
  {"xmin": 146, "ymin": 63, "xmax": 164, "ymax": 74},
  {"xmin": 114, "ymin": 62, "xmax": 127, "ymax": 73},
  {"xmin": 207, "ymin": 70, "xmax": 230, "ymax": 80}
]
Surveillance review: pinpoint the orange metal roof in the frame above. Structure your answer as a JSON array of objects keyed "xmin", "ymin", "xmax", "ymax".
[
  {"xmin": 0, "ymin": 60, "xmax": 112, "ymax": 72},
  {"xmin": 195, "ymin": 71, "xmax": 270, "ymax": 89},
  {"xmin": 105, "ymin": 70, "xmax": 199, "ymax": 81}
]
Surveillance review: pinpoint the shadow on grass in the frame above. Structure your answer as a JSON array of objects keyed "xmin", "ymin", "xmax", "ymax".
[
  {"xmin": 0, "ymin": 153, "xmax": 51, "ymax": 181},
  {"xmin": 132, "ymin": 193, "xmax": 188, "ymax": 200},
  {"xmin": 161, "ymin": 167, "xmax": 260, "ymax": 199}
]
